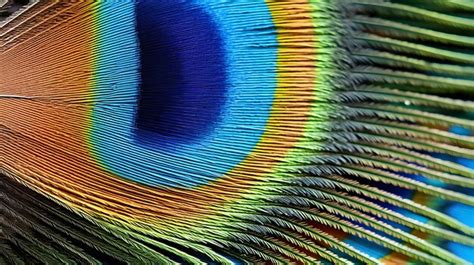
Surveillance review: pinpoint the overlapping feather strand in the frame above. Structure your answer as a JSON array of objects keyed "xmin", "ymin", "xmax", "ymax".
[{"xmin": 1, "ymin": 0, "xmax": 473, "ymax": 264}]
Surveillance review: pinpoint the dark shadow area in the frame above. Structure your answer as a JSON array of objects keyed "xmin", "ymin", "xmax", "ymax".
[{"xmin": 0, "ymin": 0, "xmax": 30, "ymax": 20}]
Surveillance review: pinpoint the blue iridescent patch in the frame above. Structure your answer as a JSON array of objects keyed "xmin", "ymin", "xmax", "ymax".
[{"xmin": 135, "ymin": 1, "xmax": 227, "ymax": 142}]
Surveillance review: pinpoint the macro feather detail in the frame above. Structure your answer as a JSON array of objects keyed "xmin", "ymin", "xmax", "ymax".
[{"xmin": 1, "ymin": 0, "xmax": 474, "ymax": 264}]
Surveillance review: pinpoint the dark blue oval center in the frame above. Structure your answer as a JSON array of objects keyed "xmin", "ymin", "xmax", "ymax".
[{"xmin": 134, "ymin": 1, "xmax": 227, "ymax": 143}]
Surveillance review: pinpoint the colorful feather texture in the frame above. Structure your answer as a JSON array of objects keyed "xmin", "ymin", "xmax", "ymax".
[{"xmin": 1, "ymin": 0, "xmax": 474, "ymax": 264}]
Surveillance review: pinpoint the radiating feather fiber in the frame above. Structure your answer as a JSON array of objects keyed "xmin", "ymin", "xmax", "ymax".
[{"xmin": 1, "ymin": 0, "xmax": 474, "ymax": 264}]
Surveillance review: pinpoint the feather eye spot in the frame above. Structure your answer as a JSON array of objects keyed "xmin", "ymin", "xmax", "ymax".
[{"xmin": 134, "ymin": 1, "xmax": 227, "ymax": 143}]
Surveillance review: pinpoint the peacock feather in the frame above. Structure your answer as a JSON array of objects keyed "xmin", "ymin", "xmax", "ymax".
[{"xmin": 1, "ymin": 0, "xmax": 474, "ymax": 264}]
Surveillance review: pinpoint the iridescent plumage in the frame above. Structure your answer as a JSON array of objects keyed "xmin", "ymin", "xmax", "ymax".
[{"xmin": 1, "ymin": 0, "xmax": 474, "ymax": 264}]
